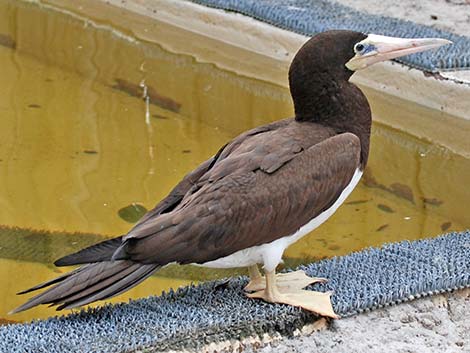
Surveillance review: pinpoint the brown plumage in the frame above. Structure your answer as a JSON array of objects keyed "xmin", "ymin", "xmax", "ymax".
[
  {"xmin": 14, "ymin": 29, "xmax": 446, "ymax": 315},
  {"xmin": 116, "ymin": 123, "xmax": 361, "ymax": 265}
]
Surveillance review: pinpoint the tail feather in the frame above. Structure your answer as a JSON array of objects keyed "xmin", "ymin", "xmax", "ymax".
[
  {"xmin": 17, "ymin": 265, "xmax": 91, "ymax": 295},
  {"xmin": 28, "ymin": 261, "xmax": 133, "ymax": 306},
  {"xmin": 58, "ymin": 263, "xmax": 158, "ymax": 310},
  {"xmin": 54, "ymin": 237, "xmax": 123, "ymax": 266},
  {"xmin": 55, "ymin": 263, "xmax": 140, "ymax": 305},
  {"xmin": 11, "ymin": 261, "xmax": 160, "ymax": 313}
]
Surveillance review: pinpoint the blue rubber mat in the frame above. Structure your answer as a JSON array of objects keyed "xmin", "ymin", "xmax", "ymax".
[
  {"xmin": 1, "ymin": 231, "xmax": 469, "ymax": 353},
  {"xmin": 189, "ymin": 0, "xmax": 470, "ymax": 72}
]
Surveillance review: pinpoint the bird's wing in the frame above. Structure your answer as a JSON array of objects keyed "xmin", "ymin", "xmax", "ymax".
[
  {"xmin": 119, "ymin": 131, "xmax": 361, "ymax": 265},
  {"xmin": 54, "ymin": 120, "xmax": 291, "ymax": 267}
]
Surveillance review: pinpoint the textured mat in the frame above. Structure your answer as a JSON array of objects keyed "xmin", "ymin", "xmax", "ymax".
[
  {"xmin": 1, "ymin": 231, "xmax": 469, "ymax": 353},
  {"xmin": 189, "ymin": 0, "xmax": 470, "ymax": 71}
]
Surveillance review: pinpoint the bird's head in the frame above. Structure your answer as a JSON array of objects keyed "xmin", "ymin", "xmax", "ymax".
[
  {"xmin": 290, "ymin": 30, "xmax": 451, "ymax": 82},
  {"xmin": 288, "ymin": 30, "xmax": 451, "ymax": 121}
]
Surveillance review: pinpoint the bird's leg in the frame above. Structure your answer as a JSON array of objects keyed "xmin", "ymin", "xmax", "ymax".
[
  {"xmin": 244, "ymin": 265, "xmax": 264, "ymax": 292},
  {"xmin": 246, "ymin": 270, "xmax": 338, "ymax": 319},
  {"xmin": 244, "ymin": 266, "xmax": 326, "ymax": 293}
]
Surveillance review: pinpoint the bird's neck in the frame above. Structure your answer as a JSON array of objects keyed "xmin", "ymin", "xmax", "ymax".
[{"xmin": 292, "ymin": 78, "xmax": 372, "ymax": 169}]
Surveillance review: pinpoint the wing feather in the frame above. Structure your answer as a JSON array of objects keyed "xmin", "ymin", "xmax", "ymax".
[{"xmin": 122, "ymin": 131, "xmax": 361, "ymax": 265}]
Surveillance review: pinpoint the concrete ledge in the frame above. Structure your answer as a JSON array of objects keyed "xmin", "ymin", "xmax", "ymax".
[{"xmin": 38, "ymin": 0, "xmax": 470, "ymax": 123}]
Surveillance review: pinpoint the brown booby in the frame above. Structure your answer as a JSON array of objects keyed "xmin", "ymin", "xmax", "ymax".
[{"xmin": 12, "ymin": 30, "xmax": 450, "ymax": 318}]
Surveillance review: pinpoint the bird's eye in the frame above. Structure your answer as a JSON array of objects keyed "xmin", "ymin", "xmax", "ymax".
[{"xmin": 354, "ymin": 43, "xmax": 365, "ymax": 53}]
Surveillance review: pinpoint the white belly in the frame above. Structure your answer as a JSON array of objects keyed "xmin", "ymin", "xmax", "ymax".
[{"xmin": 199, "ymin": 169, "xmax": 363, "ymax": 272}]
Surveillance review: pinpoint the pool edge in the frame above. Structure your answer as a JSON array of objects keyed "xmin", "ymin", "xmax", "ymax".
[{"xmin": 38, "ymin": 0, "xmax": 470, "ymax": 123}]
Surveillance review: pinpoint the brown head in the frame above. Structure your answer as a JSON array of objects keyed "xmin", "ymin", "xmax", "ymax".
[{"xmin": 288, "ymin": 30, "xmax": 451, "ymax": 165}]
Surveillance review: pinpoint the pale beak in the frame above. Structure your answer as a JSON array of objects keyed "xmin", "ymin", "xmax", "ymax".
[{"xmin": 346, "ymin": 34, "xmax": 452, "ymax": 71}]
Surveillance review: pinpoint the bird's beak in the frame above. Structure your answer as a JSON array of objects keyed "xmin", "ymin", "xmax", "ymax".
[{"xmin": 346, "ymin": 34, "xmax": 452, "ymax": 71}]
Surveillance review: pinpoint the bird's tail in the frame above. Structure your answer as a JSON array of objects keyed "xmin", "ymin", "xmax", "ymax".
[
  {"xmin": 54, "ymin": 236, "xmax": 124, "ymax": 266},
  {"xmin": 11, "ymin": 260, "xmax": 160, "ymax": 313}
]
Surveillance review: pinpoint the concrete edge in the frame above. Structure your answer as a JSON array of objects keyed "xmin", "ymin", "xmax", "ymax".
[
  {"xmin": 102, "ymin": 0, "xmax": 470, "ymax": 121},
  {"xmin": 166, "ymin": 319, "xmax": 328, "ymax": 353},
  {"xmin": 38, "ymin": 0, "xmax": 470, "ymax": 123}
]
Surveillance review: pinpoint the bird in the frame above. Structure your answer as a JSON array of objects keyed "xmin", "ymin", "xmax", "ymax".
[{"xmin": 12, "ymin": 30, "xmax": 450, "ymax": 318}]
